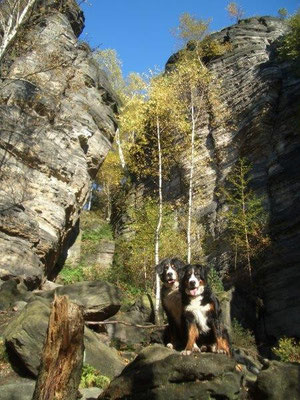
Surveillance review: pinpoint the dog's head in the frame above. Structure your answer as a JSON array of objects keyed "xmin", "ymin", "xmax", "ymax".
[
  {"xmin": 181, "ymin": 264, "xmax": 208, "ymax": 297},
  {"xmin": 155, "ymin": 257, "xmax": 185, "ymax": 288}
]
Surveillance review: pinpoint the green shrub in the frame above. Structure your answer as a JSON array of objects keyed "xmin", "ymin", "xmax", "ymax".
[
  {"xmin": 278, "ymin": 9, "xmax": 300, "ymax": 61},
  {"xmin": 231, "ymin": 319, "xmax": 256, "ymax": 351},
  {"xmin": 58, "ymin": 264, "xmax": 84, "ymax": 284},
  {"xmin": 80, "ymin": 364, "xmax": 110, "ymax": 389},
  {"xmin": 82, "ymin": 224, "xmax": 113, "ymax": 242},
  {"xmin": 112, "ymin": 197, "xmax": 187, "ymax": 292},
  {"xmin": 272, "ymin": 337, "xmax": 300, "ymax": 363},
  {"xmin": 81, "ymin": 218, "xmax": 113, "ymax": 258},
  {"xmin": 208, "ymin": 268, "xmax": 225, "ymax": 296}
]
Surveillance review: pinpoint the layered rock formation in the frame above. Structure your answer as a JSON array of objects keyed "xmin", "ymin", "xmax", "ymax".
[
  {"xmin": 165, "ymin": 17, "xmax": 300, "ymax": 342},
  {"xmin": 0, "ymin": 0, "xmax": 118, "ymax": 287}
]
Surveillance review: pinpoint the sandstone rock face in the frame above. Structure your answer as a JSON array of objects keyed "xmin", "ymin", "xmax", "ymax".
[
  {"xmin": 0, "ymin": 0, "xmax": 118, "ymax": 288},
  {"xmin": 165, "ymin": 17, "xmax": 300, "ymax": 341}
]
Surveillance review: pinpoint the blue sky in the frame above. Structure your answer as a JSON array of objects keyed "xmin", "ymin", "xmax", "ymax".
[{"xmin": 80, "ymin": 0, "xmax": 299, "ymax": 77}]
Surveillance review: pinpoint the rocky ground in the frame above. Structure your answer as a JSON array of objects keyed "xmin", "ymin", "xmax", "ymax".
[{"xmin": 0, "ymin": 279, "xmax": 299, "ymax": 400}]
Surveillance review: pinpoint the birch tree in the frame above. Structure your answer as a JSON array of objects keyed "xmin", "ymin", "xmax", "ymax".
[
  {"xmin": 170, "ymin": 56, "xmax": 211, "ymax": 263},
  {"xmin": 125, "ymin": 72, "xmax": 186, "ymax": 322},
  {"xmin": 226, "ymin": 2, "xmax": 244, "ymax": 23},
  {"xmin": 96, "ymin": 150, "xmax": 123, "ymax": 221},
  {"xmin": 0, "ymin": 0, "xmax": 38, "ymax": 63},
  {"xmin": 146, "ymin": 73, "xmax": 185, "ymax": 323},
  {"xmin": 172, "ymin": 12, "xmax": 209, "ymax": 48},
  {"xmin": 95, "ymin": 49, "xmax": 147, "ymax": 170}
]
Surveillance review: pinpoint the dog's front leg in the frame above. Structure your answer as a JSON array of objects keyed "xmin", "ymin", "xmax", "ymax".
[
  {"xmin": 181, "ymin": 322, "xmax": 199, "ymax": 355},
  {"xmin": 211, "ymin": 321, "xmax": 231, "ymax": 356}
]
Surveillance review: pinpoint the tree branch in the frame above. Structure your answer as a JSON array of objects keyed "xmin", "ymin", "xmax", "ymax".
[{"xmin": 86, "ymin": 320, "xmax": 167, "ymax": 329}]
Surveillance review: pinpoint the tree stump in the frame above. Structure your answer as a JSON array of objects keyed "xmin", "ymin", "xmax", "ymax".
[{"xmin": 32, "ymin": 295, "xmax": 84, "ymax": 400}]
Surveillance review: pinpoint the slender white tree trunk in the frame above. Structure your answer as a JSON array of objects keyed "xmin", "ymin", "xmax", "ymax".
[
  {"xmin": 85, "ymin": 187, "xmax": 92, "ymax": 211},
  {"xmin": 0, "ymin": 0, "xmax": 37, "ymax": 63},
  {"xmin": 115, "ymin": 128, "xmax": 126, "ymax": 170},
  {"xmin": 155, "ymin": 115, "xmax": 162, "ymax": 324},
  {"xmin": 187, "ymin": 96, "xmax": 196, "ymax": 264},
  {"xmin": 240, "ymin": 166, "xmax": 252, "ymax": 283}
]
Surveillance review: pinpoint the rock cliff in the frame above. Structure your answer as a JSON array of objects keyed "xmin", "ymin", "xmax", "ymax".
[
  {"xmin": 0, "ymin": 0, "xmax": 118, "ymax": 288},
  {"xmin": 166, "ymin": 17, "xmax": 300, "ymax": 343}
]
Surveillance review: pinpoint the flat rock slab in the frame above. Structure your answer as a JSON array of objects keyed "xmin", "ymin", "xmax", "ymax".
[
  {"xmin": 99, "ymin": 344, "xmax": 246, "ymax": 400},
  {"xmin": 36, "ymin": 280, "xmax": 122, "ymax": 321}
]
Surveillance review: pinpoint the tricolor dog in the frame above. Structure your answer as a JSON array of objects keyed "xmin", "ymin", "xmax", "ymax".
[
  {"xmin": 155, "ymin": 257, "xmax": 185, "ymax": 349},
  {"xmin": 180, "ymin": 264, "xmax": 231, "ymax": 355}
]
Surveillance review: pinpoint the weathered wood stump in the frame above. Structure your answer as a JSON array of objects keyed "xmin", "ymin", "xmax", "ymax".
[{"xmin": 32, "ymin": 295, "xmax": 84, "ymax": 400}]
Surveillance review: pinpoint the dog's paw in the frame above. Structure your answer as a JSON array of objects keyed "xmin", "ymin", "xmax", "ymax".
[
  {"xmin": 211, "ymin": 344, "xmax": 217, "ymax": 353},
  {"xmin": 200, "ymin": 345, "xmax": 208, "ymax": 352},
  {"xmin": 181, "ymin": 349, "xmax": 192, "ymax": 356},
  {"xmin": 193, "ymin": 344, "xmax": 201, "ymax": 353},
  {"xmin": 166, "ymin": 343, "xmax": 174, "ymax": 349},
  {"xmin": 212, "ymin": 344, "xmax": 229, "ymax": 355}
]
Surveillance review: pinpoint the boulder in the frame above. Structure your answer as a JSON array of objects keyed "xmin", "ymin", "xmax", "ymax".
[
  {"xmin": 0, "ymin": 378, "xmax": 35, "ymax": 400},
  {"xmin": 252, "ymin": 360, "xmax": 300, "ymax": 400},
  {"xmin": 104, "ymin": 294, "xmax": 155, "ymax": 347},
  {"xmin": 84, "ymin": 328, "xmax": 125, "ymax": 379},
  {"xmin": 3, "ymin": 297, "xmax": 124, "ymax": 378},
  {"xmin": 80, "ymin": 388, "xmax": 103, "ymax": 400},
  {"xmin": 99, "ymin": 344, "xmax": 247, "ymax": 400},
  {"xmin": 0, "ymin": 279, "xmax": 34, "ymax": 311},
  {"xmin": 4, "ymin": 298, "xmax": 50, "ymax": 377},
  {"xmin": 36, "ymin": 281, "xmax": 122, "ymax": 321}
]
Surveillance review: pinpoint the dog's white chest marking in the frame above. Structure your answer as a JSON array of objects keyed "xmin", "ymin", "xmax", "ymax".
[{"xmin": 186, "ymin": 296, "xmax": 210, "ymax": 333}]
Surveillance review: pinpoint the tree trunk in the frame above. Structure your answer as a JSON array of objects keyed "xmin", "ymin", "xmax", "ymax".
[
  {"xmin": 32, "ymin": 295, "xmax": 84, "ymax": 400},
  {"xmin": 155, "ymin": 115, "xmax": 162, "ymax": 324},
  {"xmin": 115, "ymin": 128, "xmax": 126, "ymax": 170},
  {"xmin": 0, "ymin": 0, "xmax": 37, "ymax": 63},
  {"xmin": 187, "ymin": 98, "xmax": 196, "ymax": 264},
  {"xmin": 240, "ymin": 170, "xmax": 252, "ymax": 283}
]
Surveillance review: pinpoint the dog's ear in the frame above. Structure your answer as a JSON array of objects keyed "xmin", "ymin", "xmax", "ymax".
[
  {"xmin": 194, "ymin": 264, "xmax": 208, "ymax": 282},
  {"xmin": 155, "ymin": 263, "xmax": 163, "ymax": 275},
  {"xmin": 203, "ymin": 266, "xmax": 209, "ymax": 282},
  {"xmin": 171, "ymin": 258, "xmax": 185, "ymax": 271},
  {"xmin": 204, "ymin": 265, "xmax": 212, "ymax": 284},
  {"xmin": 155, "ymin": 260, "xmax": 165, "ymax": 275},
  {"xmin": 178, "ymin": 264, "xmax": 189, "ymax": 280}
]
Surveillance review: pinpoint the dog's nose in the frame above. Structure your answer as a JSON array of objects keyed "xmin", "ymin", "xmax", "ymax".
[{"xmin": 189, "ymin": 280, "xmax": 196, "ymax": 288}]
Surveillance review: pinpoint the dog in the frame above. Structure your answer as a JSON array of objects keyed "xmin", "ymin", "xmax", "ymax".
[
  {"xmin": 155, "ymin": 257, "xmax": 185, "ymax": 349},
  {"xmin": 180, "ymin": 263, "xmax": 231, "ymax": 356}
]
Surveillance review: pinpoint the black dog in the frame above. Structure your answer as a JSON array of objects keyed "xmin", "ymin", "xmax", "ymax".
[
  {"xmin": 156, "ymin": 257, "xmax": 185, "ymax": 349},
  {"xmin": 180, "ymin": 264, "xmax": 231, "ymax": 355}
]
